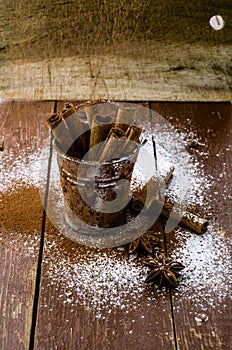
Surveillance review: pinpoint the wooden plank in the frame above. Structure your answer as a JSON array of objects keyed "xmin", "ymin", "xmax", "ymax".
[
  {"xmin": 0, "ymin": 1, "xmax": 231, "ymax": 101},
  {"xmin": 35, "ymin": 220, "xmax": 175, "ymax": 350},
  {"xmin": 151, "ymin": 102, "xmax": 232, "ymax": 349},
  {"xmin": 34, "ymin": 102, "xmax": 175, "ymax": 349},
  {"xmin": 151, "ymin": 102, "xmax": 232, "ymax": 228},
  {"xmin": 0, "ymin": 101, "xmax": 54, "ymax": 350}
]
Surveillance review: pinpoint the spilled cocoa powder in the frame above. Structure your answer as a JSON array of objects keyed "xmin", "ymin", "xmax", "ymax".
[{"xmin": 0, "ymin": 185, "xmax": 43, "ymax": 234}]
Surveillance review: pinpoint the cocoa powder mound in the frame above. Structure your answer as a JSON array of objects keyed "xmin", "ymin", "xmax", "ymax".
[{"xmin": 0, "ymin": 185, "xmax": 43, "ymax": 234}]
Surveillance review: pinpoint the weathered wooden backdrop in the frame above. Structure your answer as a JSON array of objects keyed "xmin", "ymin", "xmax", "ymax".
[{"xmin": 0, "ymin": 0, "xmax": 231, "ymax": 100}]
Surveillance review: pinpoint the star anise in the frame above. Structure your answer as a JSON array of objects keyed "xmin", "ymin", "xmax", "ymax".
[
  {"xmin": 144, "ymin": 252, "xmax": 185, "ymax": 288},
  {"xmin": 128, "ymin": 230, "xmax": 162, "ymax": 256}
]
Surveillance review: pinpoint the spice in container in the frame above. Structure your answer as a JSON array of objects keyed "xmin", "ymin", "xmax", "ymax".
[{"xmin": 47, "ymin": 101, "xmax": 144, "ymax": 233}]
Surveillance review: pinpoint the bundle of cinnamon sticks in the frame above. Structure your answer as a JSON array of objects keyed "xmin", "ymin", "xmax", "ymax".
[
  {"xmin": 47, "ymin": 100, "xmax": 208, "ymax": 235},
  {"xmin": 47, "ymin": 101, "xmax": 143, "ymax": 162}
]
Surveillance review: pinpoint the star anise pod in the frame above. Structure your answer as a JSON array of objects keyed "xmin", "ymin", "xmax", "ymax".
[
  {"xmin": 144, "ymin": 252, "xmax": 185, "ymax": 288},
  {"xmin": 128, "ymin": 230, "xmax": 162, "ymax": 256}
]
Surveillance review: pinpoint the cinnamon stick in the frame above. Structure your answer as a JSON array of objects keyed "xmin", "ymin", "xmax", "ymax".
[
  {"xmin": 97, "ymin": 128, "xmax": 126, "ymax": 162},
  {"xmin": 121, "ymin": 125, "xmax": 142, "ymax": 156},
  {"xmin": 131, "ymin": 177, "xmax": 208, "ymax": 234},
  {"xmin": 131, "ymin": 166, "xmax": 175, "ymax": 212},
  {"xmin": 61, "ymin": 102, "xmax": 76, "ymax": 122},
  {"xmin": 61, "ymin": 102, "xmax": 79, "ymax": 140},
  {"xmin": 115, "ymin": 106, "xmax": 137, "ymax": 132},
  {"xmin": 88, "ymin": 114, "xmax": 114, "ymax": 160},
  {"xmin": 47, "ymin": 112, "xmax": 76, "ymax": 154},
  {"xmin": 84, "ymin": 100, "xmax": 102, "ymax": 128},
  {"xmin": 61, "ymin": 102, "xmax": 91, "ymax": 158},
  {"xmin": 157, "ymin": 200, "xmax": 208, "ymax": 234},
  {"xmin": 125, "ymin": 125, "xmax": 142, "ymax": 141}
]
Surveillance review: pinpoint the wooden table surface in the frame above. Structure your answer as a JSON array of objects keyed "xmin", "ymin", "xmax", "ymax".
[
  {"xmin": 1, "ymin": 1, "xmax": 232, "ymax": 101},
  {"xmin": 0, "ymin": 101, "xmax": 231, "ymax": 350}
]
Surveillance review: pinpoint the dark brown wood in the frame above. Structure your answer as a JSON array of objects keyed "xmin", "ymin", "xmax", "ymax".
[
  {"xmin": 35, "ymin": 219, "xmax": 175, "ymax": 350},
  {"xmin": 0, "ymin": 101, "xmax": 54, "ymax": 350},
  {"xmin": 151, "ymin": 102, "xmax": 232, "ymax": 228},
  {"xmin": 34, "ymin": 101, "xmax": 175, "ymax": 350},
  {"xmin": 1, "ymin": 101, "xmax": 231, "ymax": 349},
  {"xmin": 151, "ymin": 102, "xmax": 232, "ymax": 350},
  {"xmin": 1, "ymin": 1, "xmax": 231, "ymax": 100}
]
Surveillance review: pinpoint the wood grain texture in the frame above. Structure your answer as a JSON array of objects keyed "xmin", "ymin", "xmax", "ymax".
[
  {"xmin": 151, "ymin": 102, "xmax": 232, "ymax": 350},
  {"xmin": 1, "ymin": 101, "xmax": 231, "ymax": 349},
  {"xmin": 151, "ymin": 102, "xmax": 232, "ymax": 228},
  {"xmin": 34, "ymin": 221, "xmax": 175, "ymax": 350},
  {"xmin": 1, "ymin": 1, "xmax": 232, "ymax": 100},
  {"xmin": 34, "ymin": 102, "xmax": 175, "ymax": 350},
  {"xmin": 0, "ymin": 101, "xmax": 53, "ymax": 350}
]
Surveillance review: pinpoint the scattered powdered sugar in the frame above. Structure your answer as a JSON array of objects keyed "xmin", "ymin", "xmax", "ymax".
[
  {"xmin": 0, "ymin": 229, "xmax": 40, "ymax": 257},
  {"xmin": 172, "ymin": 225, "xmax": 232, "ymax": 309},
  {"xmin": 153, "ymin": 119, "xmax": 206, "ymax": 208},
  {"xmin": 42, "ymin": 113, "xmax": 231, "ymax": 314},
  {"xmin": 43, "ymin": 239, "xmax": 153, "ymax": 318},
  {"xmin": 1, "ymin": 107, "xmax": 231, "ymax": 317},
  {"xmin": 0, "ymin": 144, "xmax": 50, "ymax": 192},
  {"xmin": 43, "ymin": 224, "xmax": 231, "ymax": 318}
]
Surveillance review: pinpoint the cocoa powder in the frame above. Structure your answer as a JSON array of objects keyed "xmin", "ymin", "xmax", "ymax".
[{"xmin": 0, "ymin": 185, "xmax": 43, "ymax": 234}]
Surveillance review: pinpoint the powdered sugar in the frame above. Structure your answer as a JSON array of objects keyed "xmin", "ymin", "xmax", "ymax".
[
  {"xmin": 0, "ymin": 145, "xmax": 49, "ymax": 193},
  {"xmin": 1, "ymin": 106, "xmax": 231, "ymax": 317},
  {"xmin": 46, "ymin": 112, "xmax": 231, "ymax": 314},
  {"xmin": 43, "ymin": 239, "xmax": 150, "ymax": 317},
  {"xmin": 0, "ymin": 229, "xmax": 40, "ymax": 257},
  {"xmin": 172, "ymin": 225, "xmax": 232, "ymax": 308}
]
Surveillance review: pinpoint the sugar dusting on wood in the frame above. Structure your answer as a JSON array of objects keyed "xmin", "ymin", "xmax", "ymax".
[
  {"xmin": 42, "ymin": 125, "xmax": 230, "ymax": 316},
  {"xmin": 43, "ymin": 238, "xmax": 152, "ymax": 318},
  {"xmin": 1, "ymin": 119, "xmax": 230, "ymax": 317},
  {"xmin": 172, "ymin": 226, "xmax": 232, "ymax": 309},
  {"xmin": 0, "ymin": 146, "xmax": 49, "ymax": 192}
]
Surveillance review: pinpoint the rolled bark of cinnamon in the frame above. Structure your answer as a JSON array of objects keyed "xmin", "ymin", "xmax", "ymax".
[
  {"xmin": 75, "ymin": 123, "xmax": 90, "ymax": 159},
  {"xmin": 61, "ymin": 102, "xmax": 79, "ymax": 139},
  {"xmin": 131, "ymin": 178, "xmax": 208, "ymax": 234},
  {"xmin": 157, "ymin": 200, "xmax": 208, "ymax": 234},
  {"xmin": 72, "ymin": 115, "xmax": 90, "ymax": 159},
  {"xmin": 115, "ymin": 106, "xmax": 137, "ymax": 132},
  {"xmin": 61, "ymin": 102, "xmax": 76, "ymax": 121},
  {"xmin": 84, "ymin": 100, "xmax": 102, "ymax": 128},
  {"xmin": 131, "ymin": 166, "xmax": 175, "ymax": 212},
  {"xmin": 121, "ymin": 125, "xmax": 142, "ymax": 156},
  {"xmin": 61, "ymin": 102, "xmax": 91, "ymax": 158},
  {"xmin": 88, "ymin": 114, "xmax": 114, "ymax": 160},
  {"xmin": 97, "ymin": 128, "xmax": 126, "ymax": 162},
  {"xmin": 125, "ymin": 125, "xmax": 142, "ymax": 141},
  {"xmin": 183, "ymin": 212, "xmax": 208, "ymax": 234},
  {"xmin": 47, "ymin": 112, "xmax": 77, "ymax": 155}
]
